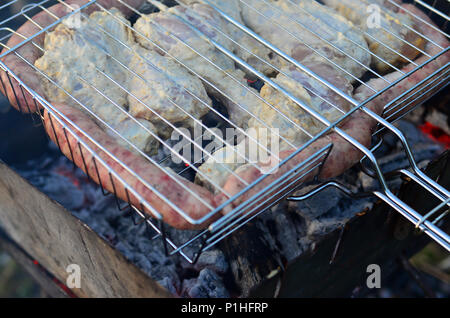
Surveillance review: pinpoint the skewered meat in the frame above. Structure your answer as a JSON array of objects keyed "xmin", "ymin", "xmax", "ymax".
[
  {"xmin": 239, "ymin": 0, "xmax": 372, "ymax": 82},
  {"xmin": 321, "ymin": 0, "xmax": 426, "ymax": 72}
]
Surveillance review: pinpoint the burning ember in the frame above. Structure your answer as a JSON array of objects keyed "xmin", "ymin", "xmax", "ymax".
[{"xmin": 419, "ymin": 122, "xmax": 450, "ymax": 149}]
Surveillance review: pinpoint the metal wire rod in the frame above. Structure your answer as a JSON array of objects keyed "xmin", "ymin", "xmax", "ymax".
[
  {"xmin": 284, "ymin": 0, "xmax": 402, "ymax": 77},
  {"xmin": 383, "ymin": 71, "xmax": 449, "ymax": 123},
  {"xmin": 356, "ymin": 0, "xmax": 431, "ymax": 57},
  {"xmin": 166, "ymin": 0, "xmax": 350, "ymax": 115},
  {"xmin": 0, "ymin": 0, "xmax": 52, "ymax": 28},
  {"xmin": 374, "ymin": 191, "xmax": 450, "ymax": 251},
  {"xmin": 0, "ymin": 0, "xmax": 20, "ymax": 11},
  {"xmin": 386, "ymin": 0, "xmax": 450, "ymax": 41},
  {"xmin": 238, "ymin": 0, "xmax": 376, "ymax": 89},
  {"xmin": 110, "ymin": 0, "xmax": 316, "ymax": 141}
]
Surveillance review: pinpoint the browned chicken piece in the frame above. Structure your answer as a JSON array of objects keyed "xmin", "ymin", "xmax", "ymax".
[
  {"xmin": 197, "ymin": 62, "xmax": 355, "ymax": 191},
  {"xmin": 180, "ymin": 0, "xmax": 276, "ymax": 75},
  {"xmin": 35, "ymin": 8, "xmax": 160, "ymax": 155},
  {"xmin": 239, "ymin": 0, "xmax": 372, "ymax": 82},
  {"xmin": 128, "ymin": 45, "xmax": 212, "ymax": 139},
  {"xmin": 322, "ymin": 0, "xmax": 426, "ymax": 72},
  {"xmin": 134, "ymin": 4, "xmax": 267, "ymax": 129}
]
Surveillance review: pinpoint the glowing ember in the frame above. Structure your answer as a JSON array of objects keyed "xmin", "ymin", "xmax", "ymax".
[{"xmin": 419, "ymin": 122, "xmax": 450, "ymax": 149}]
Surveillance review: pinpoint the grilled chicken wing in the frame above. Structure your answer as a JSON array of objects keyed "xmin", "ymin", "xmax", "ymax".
[{"xmin": 322, "ymin": 0, "xmax": 426, "ymax": 72}]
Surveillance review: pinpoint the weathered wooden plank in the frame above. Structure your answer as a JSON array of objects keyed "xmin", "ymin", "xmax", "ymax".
[
  {"xmin": 0, "ymin": 229, "xmax": 69, "ymax": 298},
  {"xmin": 0, "ymin": 160, "xmax": 172, "ymax": 298}
]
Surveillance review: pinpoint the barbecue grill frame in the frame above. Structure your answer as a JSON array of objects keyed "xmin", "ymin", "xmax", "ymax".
[
  {"xmin": 0, "ymin": 0, "xmax": 449, "ymax": 261},
  {"xmin": 0, "ymin": 151, "xmax": 448, "ymax": 297}
]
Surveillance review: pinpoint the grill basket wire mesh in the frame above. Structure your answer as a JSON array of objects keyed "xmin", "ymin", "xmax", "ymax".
[{"xmin": 0, "ymin": 0, "xmax": 448, "ymax": 261}]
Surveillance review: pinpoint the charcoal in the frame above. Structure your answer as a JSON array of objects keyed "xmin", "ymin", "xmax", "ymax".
[
  {"xmin": 114, "ymin": 241, "xmax": 135, "ymax": 260},
  {"xmin": 181, "ymin": 268, "xmax": 230, "ymax": 298},
  {"xmin": 258, "ymin": 208, "xmax": 306, "ymax": 261},
  {"xmin": 292, "ymin": 187, "xmax": 345, "ymax": 219},
  {"xmin": 135, "ymin": 237, "xmax": 156, "ymax": 256},
  {"xmin": 158, "ymin": 277, "xmax": 179, "ymax": 295},
  {"xmin": 306, "ymin": 216, "xmax": 347, "ymax": 240},
  {"xmin": 396, "ymin": 120, "xmax": 432, "ymax": 146},
  {"xmin": 38, "ymin": 174, "xmax": 85, "ymax": 211},
  {"xmin": 190, "ymin": 250, "xmax": 229, "ymax": 275}
]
